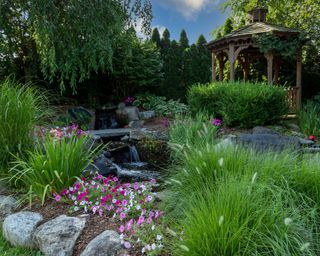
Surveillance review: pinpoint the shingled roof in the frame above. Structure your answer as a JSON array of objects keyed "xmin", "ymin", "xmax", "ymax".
[{"xmin": 207, "ymin": 22, "xmax": 301, "ymax": 47}]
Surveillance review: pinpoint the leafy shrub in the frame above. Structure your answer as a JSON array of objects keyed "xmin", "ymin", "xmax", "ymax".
[
  {"xmin": 9, "ymin": 134, "xmax": 100, "ymax": 204},
  {"xmin": 133, "ymin": 94, "xmax": 188, "ymax": 117},
  {"xmin": 0, "ymin": 79, "xmax": 49, "ymax": 170},
  {"xmin": 298, "ymin": 101, "xmax": 320, "ymax": 136},
  {"xmin": 188, "ymin": 82, "xmax": 289, "ymax": 128}
]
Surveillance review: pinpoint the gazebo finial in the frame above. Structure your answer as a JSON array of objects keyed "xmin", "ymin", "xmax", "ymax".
[{"xmin": 248, "ymin": 5, "xmax": 268, "ymax": 23}]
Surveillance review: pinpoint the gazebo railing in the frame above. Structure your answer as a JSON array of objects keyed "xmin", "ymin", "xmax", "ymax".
[{"xmin": 286, "ymin": 86, "xmax": 299, "ymax": 113}]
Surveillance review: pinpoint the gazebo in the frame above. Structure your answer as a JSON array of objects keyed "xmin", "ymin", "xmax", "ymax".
[{"xmin": 206, "ymin": 7, "xmax": 303, "ymax": 110}]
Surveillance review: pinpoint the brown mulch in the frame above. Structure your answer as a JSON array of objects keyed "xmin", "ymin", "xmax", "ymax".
[{"xmin": 15, "ymin": 199, "xmax": 127, "ymax": 256}]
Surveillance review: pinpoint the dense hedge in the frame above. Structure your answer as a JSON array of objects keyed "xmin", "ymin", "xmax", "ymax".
[{"xmin": 188, "ymin": 82, "xmax": 289, "ymax": 128}]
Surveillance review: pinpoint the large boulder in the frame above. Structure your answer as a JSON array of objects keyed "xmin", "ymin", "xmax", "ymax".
[
  {"xmin": 3, "ymin": 211, "xmax": 43, "ymax": 248},
  {"xmin": 0, "ymin": 195, "xmax": 17, "ymax": 222},
  {"xmin": 80, "ymin": 230, "xmax": 121, "ymax": 256},
  {"xmin": 33, "ymin": 215, "xmax": 86, "ymax": 256},
  {"xmin": 238, "ymin": 133, "xmax": 300, "ymax": 151}
]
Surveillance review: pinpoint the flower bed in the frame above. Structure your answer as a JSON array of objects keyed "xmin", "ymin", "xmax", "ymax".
[{"xmin": 56, "ymin": 174, "xmax": 166, "ymax": 254}]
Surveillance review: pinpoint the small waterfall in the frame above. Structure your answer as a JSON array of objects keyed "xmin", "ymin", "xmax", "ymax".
[{"xmin": 129, "ymin": 145, "xmax": 140, "ymax": 162}]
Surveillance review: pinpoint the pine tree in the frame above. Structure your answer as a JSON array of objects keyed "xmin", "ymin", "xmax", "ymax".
[
  {"xmin": 160, "ymin": 28, "xmax": 171, "ymax": 56},
  {"xmin": 151, "ymin": 28, "xmax": 161, "ymax": 48},
  {"xmin": 179, "ymin": 29, "xmax": 189, "ymax": 49}
]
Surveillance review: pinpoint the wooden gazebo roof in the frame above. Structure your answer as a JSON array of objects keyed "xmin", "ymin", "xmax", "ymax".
[{"xmin": 207, "ymin": 22, "xmax": 300, "ymax": 49}]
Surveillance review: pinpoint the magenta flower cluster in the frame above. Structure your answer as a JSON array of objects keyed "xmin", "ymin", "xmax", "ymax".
[
  {"xmin": 35, "ymin": 124, "xmax": 85, "ymax": 140},
  {"xmin": 56, "ymin": 174, "xmax": 164, "ymax": 253},
  {"xmin": 211, "ymin": 118, "xmax": 222, "ymax": 127},
  {"xmin": 125, "ymin": 96, "xmax": 135, "ymax": 104}
]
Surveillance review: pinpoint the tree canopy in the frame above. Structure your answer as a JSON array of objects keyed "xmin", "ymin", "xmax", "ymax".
[{"xmin": 0, "ymin": 0, "xmax": 152, "ymax": 92}]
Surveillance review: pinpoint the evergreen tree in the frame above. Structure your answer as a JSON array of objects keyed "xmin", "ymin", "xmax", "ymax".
[
  {"xmin": 179, "ymin": 29, "xmax": 189, "ymax": 49},
  {"xmin": 160, "ymin": 28, "xmax": 171, "ymax": 57},
  {"xmin": 195, "ymin": 35, "xmax": 211, "ymax": 84},
  {"xmin": 151, "ymin": 28, "xmax": 161, "ymax": 48}
]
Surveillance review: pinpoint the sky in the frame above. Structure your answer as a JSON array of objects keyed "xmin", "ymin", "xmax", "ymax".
[{"xmin": 150, "ymin": 0, "xmax": 229, "ymax": 44}]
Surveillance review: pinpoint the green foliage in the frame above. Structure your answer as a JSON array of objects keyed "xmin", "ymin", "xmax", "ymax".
[
  {"xmin": 133, "ymin": 94, "xmax": 188, "ymax": 117},
  {"xmin": 164, "ymin": 119, "xmax": 320, "ymax": 255},
  {"xmin": 253, "ymin": 33, "xmax": 305, "ymax": 59},
  {"xmin": 0, "ymin": 0, "xmax": 152, "ymax": 92},
  {"xmin": 298, "ymin": 101, "xmax": 320, "ymax": 136},
  {"xmin": 169, "ymin": 113, "xmax": 217, "ymax": 148},
  {"xmin": 188, "ymin": 82, "xmax": 289, "ymax": 128},
  {"xmin": 0, "ymin": 79, "xmax": 49, "ymax": 170},
  {"xmin": 0, "ymin": 229, "xmax": 42, "ymax": 255},
  {"xmin": 9, "ymin": 135, "xmax": 101, "ymax": 204},
  {"xmin": 112, "ymin": 32, "xmax": 163, "ymax": 96},
  {"xmin": 151, "ymin": 28, "xmax": 161, "ymax": 48}
]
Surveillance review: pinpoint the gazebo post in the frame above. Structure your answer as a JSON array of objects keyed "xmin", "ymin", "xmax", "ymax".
[
  {"xmin": 265, "ymin": 52, "xmax": 274, "ymax": 85},
  {"xmin": 273, "ymin": 56, "xmax": 280, "ymax": 84},
  {"xmin": 218, "ymin": 54, "xmax": 225, "ymax": 81},
  {"xmin": 229, "ymin": 44, "xmax": 235, "ymax": 81},
  {"xmin": 211, "ymin": 51, "xmax": 217, "ymax": 82},
  {"xmin": 296, "ymin": 50, "xmax": 302, "ymax": 110}
]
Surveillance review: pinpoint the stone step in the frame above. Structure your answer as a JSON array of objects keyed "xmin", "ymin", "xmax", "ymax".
[{"xmin": 89, "ymin": 128, "xmax": 132, "ymax": 138}]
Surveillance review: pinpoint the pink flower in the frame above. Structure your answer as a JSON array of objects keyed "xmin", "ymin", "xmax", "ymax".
[
  {"xmin": 126, "ymin": 219, "xmax": 133, "ymax": 231},
  {"xmin": 146, "ymin": 217, "xmax": 152, "ymax": 224},
  {"xmin": 211, "ymin": 118, "xmax": 222, "ymax": 126},
  {"xmin": 60, "ymin": 188, "xmax": 67, "ymax": 196},
  {"xmin": 119, "ymin": 225, "xmax": 125, "ymax": 233},
  {"xmin": 134, "ymin": 182, "xmax": 140, "ymax": 190},
  {"xmin": 150, "ymin": 179, "xmax": 156, "ymax": 184},
  {"xmin": 112, "ymin": 177, "xmax": 118, "ymax": 182},
  {"xmin": 137, "ymin": 216, "xmax": 145, "ymax": 225},
  {"xmin": 54, "ymin": 194, "xmax": 61, "ymax": 202},
  {"xmin": 120, "ymin": 212, "xmax": 126, "ymax": 219},
  {"xmin": 162, "ymin": 118, "xmax": 169, "ymax": 129},
  {"xmin": 122, "ymin": 200, "xmax": 128, "ymax": 206},
  {"xmin": 124, "ymin": 241, "xmax": 131, "ymax": 249}
]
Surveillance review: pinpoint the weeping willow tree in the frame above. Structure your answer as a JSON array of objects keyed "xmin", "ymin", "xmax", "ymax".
[{"xmin": 0, "ymin": 0, "xmax": 152, "ymax": 92}]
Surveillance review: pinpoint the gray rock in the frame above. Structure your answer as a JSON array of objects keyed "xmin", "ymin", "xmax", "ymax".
[
  {"xmin": 120, "ymin": 135, "xmax": 130, "ymax": 142},
  {"xmin": 3, "ymin": 211, "xmax": 43, "ymax": 248},
  {"xmin": 139, "ymin": 111, "xmax": 156, "ymax": 120},
  {"xmin": 238, "ymin": 133, "xmax": 300, "ymax": 152},
  {"xmin": 80, "ymin": 230, "xmax": 121, "ymax": 256},
  {"xmin": 252, "ymin": 126, "xmax": 280, "ymax": 135},
  {"xmin": 303, "ymin": 147, "xmax": 320, "ymax": 154},
  {"xmin": 125, "ymin": 107, "xmax": 140, "ymax": 121},
  {"xmin": 298, "ymin": 138, "xmax": 315, "ymax": 146},
  {"xmin": 128, "ymin": 120, "xmax": 145, "ymax": 129},
  {"xmin": 33, "ymin": 215, "xmax": 86, "ymax": 256},
  {"xmin": 287, "ymin": 123, "xmax": 300, "ymax": 132},
  {"xmin": 0, "ymin": 196, "xmax": 17, "ymax": 222}
]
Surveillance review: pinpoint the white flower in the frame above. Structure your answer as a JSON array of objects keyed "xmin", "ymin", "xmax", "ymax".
[
  {"xmin": 136, "ymin": 205, "xmax": 141, "ymax": 210},
  {"xmin": 74, "ymin": 206, "xmax": 79, "ymax": 211},
  {"xmin": 151, "ymin": 225, "xmax": 155, "ymax": 230},
  {"xmin": 218, "ymin": 158, "xmax": 224, "ymax": 167},
  {"xmin": 218, "ymin": 215, "xmax": 224, "ymax": 226},
  {"xmin": 69, "ymin": 187, "xmax": 74, "ymax": 191},
  {"xmin": 71, "ymin": 195, "xmax": 76, "ymax": 201},
  {"xmin": 95, "ymin": 201, "xmax": 99, "ymax": 205},
  {"xmin": 91, "ymin": 181, "xmax": 96, "ymax": 185},
  {"xmin": 151, "ymin": 243, "xmax": 156, "ymax": 250},
  {"xmin": 157, "ymin": 234, "xmax": 162, "ymax": 240},
  {"xmin": 137, "ymin": 238, "xmax": 141, "ymax": 243},
  {"xmin": 158, "ymin": 244, "xmax": 164, "ymax": 248},
  {"xmin": 284, "ymin": 217, "xmax": 293, "ymax": 226},
  {"xmin": 119, "ymin": 234, "xmax": 124, "ymax": 240},
  {"xmin": 146, "ymin": 244, "xmax": 151, "ymax": 251},
  {"xmin": 74, "ymin": 201, "xmax": 78, "ymax": 205},
  {"xmin": 141, "ymin": 247, "xmax": 145, "ymax": 253},
  {"xmin": 112, "ymin": 199, "xmax": 117, "ymax": 204},
  {"xmin": 80, "ymin": 201, "xmax": 86, "ymax": 206}
]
